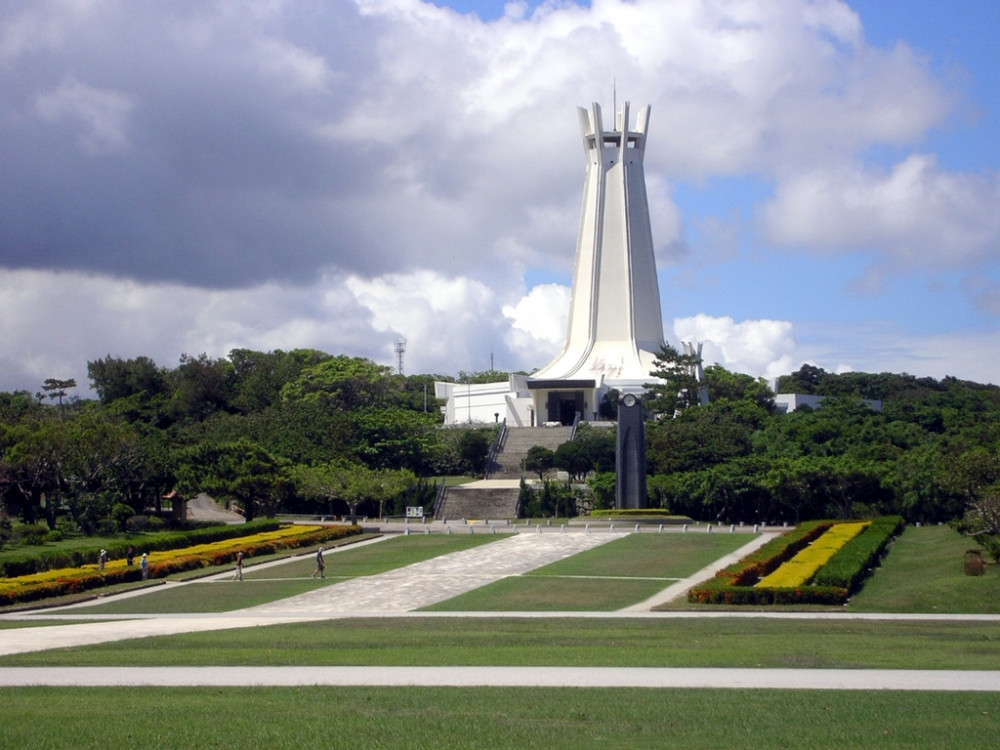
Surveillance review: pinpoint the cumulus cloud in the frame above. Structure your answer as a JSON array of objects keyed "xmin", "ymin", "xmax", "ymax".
[
  {"xmin": 0, "ymin": 0, "xmax": 995, "ymax": 393},
  {"xmin": 762, "ymin": 155, "xmax": 1000, "ymax": 270},
  {"xmin": 673, "ymin": 314, "xmax": 797, "ymax": 380}
]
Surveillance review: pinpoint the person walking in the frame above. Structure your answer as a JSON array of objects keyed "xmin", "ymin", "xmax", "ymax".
[
  {"xmin": 233, "ymin": 551, "xmax": 244, "ymax": 581},
  {"xmin": 140, "ymin": 552, "xmax": 149, "ymax": 580},
  {"xmin": 311, "ymin": 546, "xmax": 326, "ymax": 578},
  {"xmin": 98, "ymin": 549, "xmax": 107, "ymax": 571}
]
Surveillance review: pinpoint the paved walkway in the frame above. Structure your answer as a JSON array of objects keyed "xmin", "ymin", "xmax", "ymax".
[{"xmin": 2, "ymin": 665, "xmax": 998, "ymax": 690}]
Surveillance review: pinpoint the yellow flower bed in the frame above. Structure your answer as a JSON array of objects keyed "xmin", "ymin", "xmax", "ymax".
[
  {"xmin": 757, "ymin": 521, "xmax": 869, "ymax": 589},
  {"xmin": 0, "ymin": 524, "xmax": 355, "ymax": 606}
]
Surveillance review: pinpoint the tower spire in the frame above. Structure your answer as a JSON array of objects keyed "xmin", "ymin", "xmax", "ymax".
[{"xmin": 531, "ymin": 101, "xmax": 664, "ymax": 386}]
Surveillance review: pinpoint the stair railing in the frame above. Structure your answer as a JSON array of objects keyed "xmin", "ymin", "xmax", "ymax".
[
  {"xmin": 432, "ymin": 481, "xmax": 448, "ymax": 519},
  {"xmin": 484, "ymin": 418, "xmax": 507, "ymax": 479}
]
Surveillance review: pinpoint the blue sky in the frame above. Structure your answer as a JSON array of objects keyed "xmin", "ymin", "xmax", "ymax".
[{"xmin": 1, "ymin": 0, "xmax": 998, "ymax": 394}]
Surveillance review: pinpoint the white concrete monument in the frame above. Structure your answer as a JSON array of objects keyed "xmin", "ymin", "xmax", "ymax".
[{"xmin": 436, "ymin": 101, "xmax": 666, "ymax": 425}]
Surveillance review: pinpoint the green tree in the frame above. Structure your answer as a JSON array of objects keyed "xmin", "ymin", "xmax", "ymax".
[
  {"xmin": 176, "ymin": 439, "xmax": 288, "ymax": 521},
  {"xmin": 40, "ymin": 378, "xmax": 77, "ymax": 410},
  {"xmin": 0, "ymin": 416, "xmax": 68, "ymax": 527},
  {"xmin": 522, "ymin": 445, "xmax": 555, "ymax": 481},
  {"xmin": 457, "ymin": 429, "xmax": 492, "ymax": 477},
  {"xmin": 168, "ymin": 353, "xmax": 233, "ymax": 423},
  {"xmin": 644, "ymin": 344, "xmax": 703, "ymax": 417},
  {"xmin": 87, "ymin": 356, "xmax": 167, "ymax": 406},
  {"xmin": 281, "ymin": 355, "xmax": 394, "ymax": 411}
]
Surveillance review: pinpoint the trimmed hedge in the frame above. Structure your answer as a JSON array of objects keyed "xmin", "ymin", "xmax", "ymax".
[
  {"xmin": 0, "ymin": 519, "xmax": 283, "ymax": 578},
  {"xmin": 812, "ymin": 515, "xmax": 904, "ymax": 591},
  {"xmin": 688, "ymin": 517, "xmax": 905, "ymax": 606},
  {"xmin": 589, "ymin": 509, "xmax": 693, "ymax": 523}
]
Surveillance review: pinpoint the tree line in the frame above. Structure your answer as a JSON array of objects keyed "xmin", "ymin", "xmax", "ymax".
[
  {"xmin": 1, "ymin": 347, "xmax": 998, "ymax": 559},
  {"xmin": 0, "ymin": 349, "xmax": 493, "ymax": 535}
]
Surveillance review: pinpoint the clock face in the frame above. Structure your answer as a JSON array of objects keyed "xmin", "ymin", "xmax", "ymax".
[{"xmin": 623, "ymin": 394, "xmax": 637, "ymax": 407}]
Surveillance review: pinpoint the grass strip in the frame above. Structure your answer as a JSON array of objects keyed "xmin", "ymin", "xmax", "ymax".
[
  {"xmin": 425, "ymin": 533, "xmax": 750, "ymax": 611},
  {"xmin": 2, "ymin": 686, "xmax": 996, "ymax": 749},
  {"xmin": 2, "ymin": 617, "xmax": 997, "ymax": 670}
]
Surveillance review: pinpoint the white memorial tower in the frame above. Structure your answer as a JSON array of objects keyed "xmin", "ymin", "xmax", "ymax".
[
  {"xmin": 436, "ymin": 101, "xmax": 666, "ymax": 425},
  {"xmin": 525, "ymin": 101, "xmax": 664, "ymax": 424}
]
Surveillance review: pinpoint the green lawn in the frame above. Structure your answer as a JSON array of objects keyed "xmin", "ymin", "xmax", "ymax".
[
  {"xmin": 3, "ymin": 687, "xmax": 996, "ymax": 750},
  {"xmin": 849, "ymin": 523, "xmax": 1000, "ymax": 613},
  {"xmin": 424, "ymin": 532, "xmax": 748, "ymax": 611},
  {"xmin": 2, "ymin": 616, "xmax": 997, "ymax": 670}
]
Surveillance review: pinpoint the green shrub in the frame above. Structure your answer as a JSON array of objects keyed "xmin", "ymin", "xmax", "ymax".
[
  {"xmin": 111, "ymin": 503, "xmax": 134, "ymax": 532},
  {"xmin": 18, "ymin": 524, "xmax": 49, "ymax": 546},
  {"xmin": 813, "ymin": 516, "xmax": 904, "ymax": 591},
  {"xmin": 125, "ymin": 515, "xmax": 151, "ymax": 533},
  {"xmin": 589, "ymin": 509, "xmax": 692, "ymax": 522},
  {"xmin": 44, "ymin": 530, "xmax": 63, "ymax": 543}
]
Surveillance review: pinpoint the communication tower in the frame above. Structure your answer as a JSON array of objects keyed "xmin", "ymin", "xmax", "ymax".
[{"xmin": 394, "ymin": 339, "xmax": 406, "ymax": 375}]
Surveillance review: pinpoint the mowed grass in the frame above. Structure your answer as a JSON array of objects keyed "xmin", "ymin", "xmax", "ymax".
[
  {"xmin": 849, "ymin": 523, "xmax": 1000, "ymax": 613},
  {"xmin": 423, "ymin": 532, "xmax": 749, "ymax": 611},
  {"xmin": 3, "ymin": 687, "xmax": 997, "ymax": 750},
  {"xmin": 2, "ymin": 615, "xmax": 998, "ymax": 670}
]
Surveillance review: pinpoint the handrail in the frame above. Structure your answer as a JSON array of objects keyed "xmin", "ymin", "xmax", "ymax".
[
  {"xmin": 569, "ymin": 412, "xmax": 581, "ymax": 441},
  {"xmin": 484, "ymin": 418, "xmax": 507, "ymax": 479},
  {"xmin": 431, "ymin": 481, "xmax": 448, "ymax": 519}
]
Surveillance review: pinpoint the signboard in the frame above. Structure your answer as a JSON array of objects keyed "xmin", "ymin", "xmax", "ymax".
[{"xmin": 405, "ymin": 506, "xmax": 424, "ymax": 518}]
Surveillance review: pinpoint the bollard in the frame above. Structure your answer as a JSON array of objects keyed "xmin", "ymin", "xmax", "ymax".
[
  {"xmin": 586, "ymin": 524, "xmax": 591, "ymax": 534},
  {"xmin": 425, "ymin": 527, "xmax": 430, "ymax": 535},
  {"xmin": 469, "ymin": 526, "xmax": 474, "ymax": 534},
  {"xmin": 730, "ymin": 524, "xmax": 735, "ymax": 533},
  {"xmin": 491, "ymin": 525, "xmax": 496, "ymax": 534},
  {"xmin": 513, "ymin": 525, "xmax": 518, "ymax": 534},
  {"xmin": 682, "ymin": 524, "xmax": 688, "ymax": 533},
  {"xmin": 707, "ymin": 524, "xmax": 713, "ymax": 533},
  {"xmin": 658, "ymin": 524, "xmax": 664, "ymax": 533},
  {"xmin": 610, "ymin": 524, "xmax": 616, "ymax": 533},
  {"xmin": 753, "ymin": 524, "xmax": 759, "ymax": 533},
  {"xmin": 537, "ymin": 524, "xmax": 543, "ymax": 533},
  {"xmin": 447, "ymin": 526, "xmax": 452, "ymax": 535},
  {"xmin": 404, "ymin": 527, "xmax": 410, "ymax": 536},
  {"xmin": 561, "ymin": 524, "xmax": 566, "ymax": 533},
  {"xmin": 635, "ymin": 524, "xmax": 641, "ymax": 533}
]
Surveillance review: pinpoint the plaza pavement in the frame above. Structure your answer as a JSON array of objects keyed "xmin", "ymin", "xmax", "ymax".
[{"xmin": 2, "ymin": 526, "xmax": 999, "ymax": 690}]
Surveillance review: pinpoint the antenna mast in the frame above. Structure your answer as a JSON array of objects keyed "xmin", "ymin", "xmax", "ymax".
[{"xmin": 394, "ymin": 339, "xmax": 406, "ymax": 375}]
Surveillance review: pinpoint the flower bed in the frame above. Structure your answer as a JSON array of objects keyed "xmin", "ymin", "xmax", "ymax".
[
  {"xmin": 0, "ymin": 519, "xmax": 286, "ymax": 578},
  {"xmin": 688, "ymin": 517, "xmax": 904, "ymax": 606},
  {"xmin": 0, "ymin": 523, "xmax": 360, "ymax": 607},
  {"xmin": 756, "ymin": 522, "xmax": 869, "ymax": 588},
  {"xmin": 812, "ymin": 515, "xmax": 904, "ymax": 591},
  {"xmin": 712, "ymin": 520, "xmax": 831, "ymax": 586}
]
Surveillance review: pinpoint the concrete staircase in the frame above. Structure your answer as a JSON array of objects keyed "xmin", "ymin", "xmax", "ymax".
[
  {"xmin": 436, "ymin": 426, "xmax": 575, "ymax": 520},
  {"xmin": 435, "ymin": 482, "xmax": 522, "ymax": 521},
  {"xmin": 487, "ymin": 426, "xmax": 574, "ymax": 480}
]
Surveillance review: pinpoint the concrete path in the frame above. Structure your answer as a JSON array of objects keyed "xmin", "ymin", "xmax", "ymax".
[
  {"xmin": 242, "ymin": 529, "xmax": 617, "ymax": 615},
  {"xmin": 2, "ymin": 665, "xmax": 999, "ymax": 690}
]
